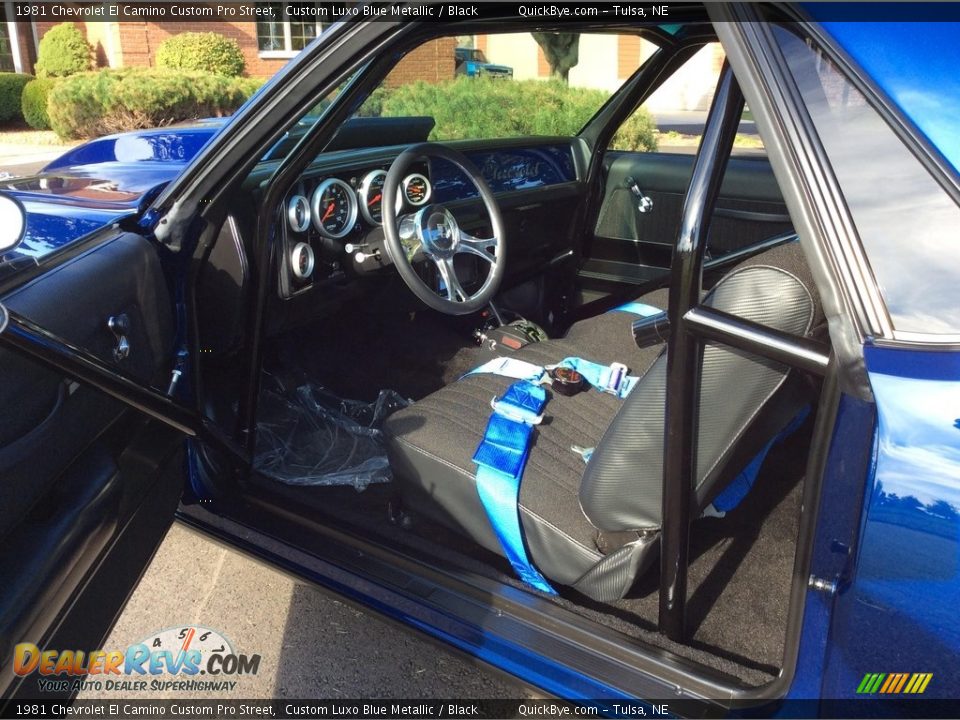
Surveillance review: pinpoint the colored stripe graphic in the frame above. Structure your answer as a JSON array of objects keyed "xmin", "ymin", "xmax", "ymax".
[
  {"xmin": 894, "ymin": 673, "xmax": 909, "ymax": 693},
  {"xmin": 857, "ymin": 672, "xmax": 932, "ymax": 694}
]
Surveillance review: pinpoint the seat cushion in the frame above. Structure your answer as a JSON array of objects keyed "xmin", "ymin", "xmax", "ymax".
[
  {"xmin": 562, "ymin": 287, "xmax": 669, "ymax": 361},
  {"xmin": 384, "ymin": 337, "xmax": 664, "ymax": 586}
]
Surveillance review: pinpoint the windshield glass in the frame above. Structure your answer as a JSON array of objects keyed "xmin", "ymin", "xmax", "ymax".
[{"xmin": 274, "ymin": 30, "xmax": 662, "ymax": 154}]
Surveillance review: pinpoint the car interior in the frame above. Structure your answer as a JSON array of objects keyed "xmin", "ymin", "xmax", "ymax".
[
  {"xmin": 0, "ymin": 15, "xmax": 837, "ymax": 701},
  {"xmin": 185, "ymin": 20, "xmax": 831, "ymax": 690}
]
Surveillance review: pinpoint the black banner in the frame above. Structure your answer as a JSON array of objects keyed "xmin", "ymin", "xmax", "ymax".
[
  {"xmin": 6, "ymin": 698, "xmax": 960, "ymax": 719},
  {"xmin": 8, "ymin": 2, "xmax": 960, "ymax": 24}
]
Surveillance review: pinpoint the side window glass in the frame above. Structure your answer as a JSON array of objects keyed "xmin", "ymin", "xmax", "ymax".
[
  {"xmin": 773, "ymin": 25, "xmax": 960, "ymax": 336},
  {"xmin": 609, "ymin": 43, "xmax": 764, "ymax": 156},
  {"xmin": 597, "ymin": 43, "xmax": 784, "ymax": 259}
]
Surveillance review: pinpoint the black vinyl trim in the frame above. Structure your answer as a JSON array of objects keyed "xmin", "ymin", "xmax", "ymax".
[
  {"xmin": 713, "ymin": 207, "xmax": 791, "ymax": 223},
  {"xmin": 0, "ymin": 309, "xmax": 243, "ymax": 465}
]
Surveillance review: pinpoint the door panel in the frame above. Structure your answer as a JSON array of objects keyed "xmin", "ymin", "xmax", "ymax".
[
  {"xmin": 582, "ymin": 151, "xmax": 793, "ymax": 299},
  {"xmin": 0, "ymin": 232, "xmax": 182, "ymax": 700}
]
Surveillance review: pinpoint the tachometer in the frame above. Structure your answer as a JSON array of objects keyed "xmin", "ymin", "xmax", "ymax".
[
  {"xmin": 311, "ymin": 178, "xmax": 357, "ymax": 239},
  {"xmin": 402, "ymin": 173, "xmax": 431, "ymax": 206},
  {"xmin": 358, "ymin": 169, "xmax": 387, "ymax": 225}
]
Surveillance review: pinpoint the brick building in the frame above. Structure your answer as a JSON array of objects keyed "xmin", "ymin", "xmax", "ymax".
[{"xmin": 0, "ymin": 2, "xmax": 454, "ymax": 81}]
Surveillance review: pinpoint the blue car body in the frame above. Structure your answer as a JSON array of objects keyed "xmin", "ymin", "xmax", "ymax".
[
  {"xmin": 1, "ymin": 123, "xmax": 223, "ymax": 266},
  {"xmin": 0, "ymin": 8, "xmax": 958, "ymax": 714}
]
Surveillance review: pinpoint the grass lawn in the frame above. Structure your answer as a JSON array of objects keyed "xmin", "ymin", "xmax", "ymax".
[
  {"xmin": 0, "ymin": 127, "xmax": 76, "ymax": 147},
  {"xmin": 655, "ymin": 130, "xmax": 764, "ymax": 151}
]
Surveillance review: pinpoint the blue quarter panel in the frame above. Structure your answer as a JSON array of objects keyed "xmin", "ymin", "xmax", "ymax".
[{"xmin": 819, "ymin": 347, "xmax": 960, "ymax": 699}]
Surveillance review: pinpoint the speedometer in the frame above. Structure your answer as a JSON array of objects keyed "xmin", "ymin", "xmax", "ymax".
[
  {"xmin": 402, "ymin": 173, "xmax": 431, "ymax": 206},
  {"xmin": 358, "ymin": 169, "xmax": 387, "ymax": 225},
  {"xmin": 311, "ymin": 178, "xmax": 357, "ymax": 239}
]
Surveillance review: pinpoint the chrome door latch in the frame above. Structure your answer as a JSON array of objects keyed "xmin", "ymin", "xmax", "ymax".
[
  {"xmin": 107, "ymin": 313, "xmax": 130, "ymax": 362},
  {"xmin": 626, "ymin": 175, "xmax": 654, "ymax": 214}
]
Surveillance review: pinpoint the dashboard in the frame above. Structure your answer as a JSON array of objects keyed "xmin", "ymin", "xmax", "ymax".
[{"xmin": 274, "ymin": 142, "xmax": 579, "ymax": 301}]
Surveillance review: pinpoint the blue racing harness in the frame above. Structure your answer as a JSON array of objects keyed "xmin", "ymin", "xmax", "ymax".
[
  {"xmin": 466, "ymin": 302, "xmax": 665, "ymax": 593},
  {"xmin": 467, "ymin": 355, "xmax": 641, "ymax": 594}
]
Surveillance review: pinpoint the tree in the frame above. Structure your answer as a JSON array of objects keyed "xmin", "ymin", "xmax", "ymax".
[
  {"xmin": 926, "ymin": 499, "xmax": 959, "ymax": 520},
  {"xmin": 532, "ymin": 33, "xmax": 580, "ymax": 82}
]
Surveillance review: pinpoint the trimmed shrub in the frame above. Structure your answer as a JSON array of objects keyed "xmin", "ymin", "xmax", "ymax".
[
  {"xmin": 611, "ymin": 107, "xmax": 658, "ymax": 153},
  {"xmin": 35, "ymin": 23, "xmax": 92, "ymax": 78},
  {"xmin": 22, "ymin": 77, "xmax": 55, "ymax": 129},
  {"xmin": 377, "ymin": 77, "xmax": 657, "ymax": 152},
  {"xmin": 155, "ymin": 32, "xmax": 245, "ymax": 77},
  {"xmin": 48, "ymin": 69, "xmax": 264, "ymax": 139},
  {"xmin": 0, "ymin": 73, "xmax": 32, "ymax": 123}
]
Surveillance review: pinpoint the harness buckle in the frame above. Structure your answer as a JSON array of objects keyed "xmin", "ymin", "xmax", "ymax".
[
  {"xmin": 490, "ymin": 396, "xmax": 543, "ymax": 425},
  {"xmin": 603, "ymin": 362, "xmax": 629, "ymax": 396}
]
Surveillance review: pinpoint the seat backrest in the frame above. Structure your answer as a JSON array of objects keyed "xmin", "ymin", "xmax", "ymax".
[{"xmin": 578, "ymin": 242, "xmax": 822, "ymax": 532}]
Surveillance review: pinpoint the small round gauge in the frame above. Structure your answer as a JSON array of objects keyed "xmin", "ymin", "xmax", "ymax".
[
  {"xmin": 287, "ymin": 194, "xmax": 311, "ymax": 233},
  {"xmin": 358, "ymin": 169, "xmax": 387, "ymax": 225},
  {"xmin": 402, "ymin": 173, "xmax": 431, "ymax": 207},
  {"xmin": 290, "ymin": 241, "xmax": 314, "ymax": 280},
  {"xmin": 311, "ymin": 178, "xmax": 357, "ymax": 239}
]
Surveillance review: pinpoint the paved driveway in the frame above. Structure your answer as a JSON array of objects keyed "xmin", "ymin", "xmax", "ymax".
[{"xmin": 78, "ymin": 524, "xmax": 529, "ymax": 700}]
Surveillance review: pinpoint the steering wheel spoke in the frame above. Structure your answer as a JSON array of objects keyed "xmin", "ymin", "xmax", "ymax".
[
  {"xmin": 432, "ymin": 256, "xmax": 468, "ymax": 302},
  {"xmin": 382, "ymin": 142, "xmax": 505, "ymax": 315},
  {"xmin": 458, "ymin": 232, "xmax": 498, "ymax": 265}
]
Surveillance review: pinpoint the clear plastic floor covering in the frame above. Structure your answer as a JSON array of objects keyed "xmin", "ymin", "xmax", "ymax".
[{"xmin": 254, "ymin": 381, "xmax": 409, "ymax": 490}]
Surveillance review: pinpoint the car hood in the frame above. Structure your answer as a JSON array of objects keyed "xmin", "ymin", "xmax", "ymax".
[
  {"xmin": 3, "ymin": 161, "xmax": 186, "ymax": 206},
  {"xmin": 0, "ymin": 161, "xmax": 187, "ymax": 266}
]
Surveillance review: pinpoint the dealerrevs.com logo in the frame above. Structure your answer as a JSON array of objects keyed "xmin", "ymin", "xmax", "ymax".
[{"xmin": 13, "ymin": 625, "xmax": 261, "ymax": 693}]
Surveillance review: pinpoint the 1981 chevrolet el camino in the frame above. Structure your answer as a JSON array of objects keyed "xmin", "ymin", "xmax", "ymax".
[{"xmin": 0, "ymin": 3, "xmax": 958, "ymax": 716}]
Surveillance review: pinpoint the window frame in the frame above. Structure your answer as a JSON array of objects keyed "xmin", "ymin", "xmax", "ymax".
[{"xmin": 256, "ymin": 1, "xmax": 326, "ymax": 59}]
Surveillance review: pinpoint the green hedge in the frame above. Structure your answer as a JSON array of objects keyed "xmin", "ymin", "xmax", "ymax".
[
  {"xmin": 48, "ymin": 69, "xmax": 264, "ymax": 139},
  {"xmin": 371, "ymin": 76, "xmax": 657, "ymax": 152},
  {"xmin": 0, "ymin": 73, "xmax": 32, "ymax": 124},
  {"xmin": 35, "ymin": 23, "xmax": 92, "ymax": 78},
  {"xmin": 22, "ymin": 77, "xmax": 55, "ymax": 129},
  {"xmin": 156, "ymin": 32, "xmax": 246, "ymax": 77}
]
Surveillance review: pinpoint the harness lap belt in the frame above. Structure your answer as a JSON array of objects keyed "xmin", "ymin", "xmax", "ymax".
[
  {"xmin": 472, "ymin": 380, "xmax": 557, "ymax": 594},
  {"xmin": 465, "ymin": 356, "xmax": 639, "ymax": 399}
]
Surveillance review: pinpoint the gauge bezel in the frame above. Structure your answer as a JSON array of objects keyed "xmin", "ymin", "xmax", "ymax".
[
  {"xmin": 358, "ymin": 169, "xmax": 388, "ymax": 226},
  {"xmin": 402, "ymin": 173, "xmax": 432, "ymax": 207},
  {"xmin": 290, "ymin": 241, "xmax": 315, "ymax": 280},
  {"xmin": 311, "ymin": 177, "xmax": 358, "ymax": 239},
  {"xmin": 287, "ymin": 194, "xmax": 311, "ymax": 233}
]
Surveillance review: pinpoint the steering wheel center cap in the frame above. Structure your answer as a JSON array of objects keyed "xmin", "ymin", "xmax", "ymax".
[{"xmin": 417, "ymin": 205, "xmax": 460, "ymax": 258}]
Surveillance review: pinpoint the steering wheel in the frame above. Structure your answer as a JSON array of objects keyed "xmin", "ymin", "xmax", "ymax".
[{"xmin": 382, "ymin": 143, "xmax": 506, "ymax": 315}]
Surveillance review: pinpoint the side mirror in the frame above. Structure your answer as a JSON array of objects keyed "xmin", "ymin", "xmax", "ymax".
[{"xmin": 0, "ymin": 192, "xmax": 26, "ymax": 255}]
